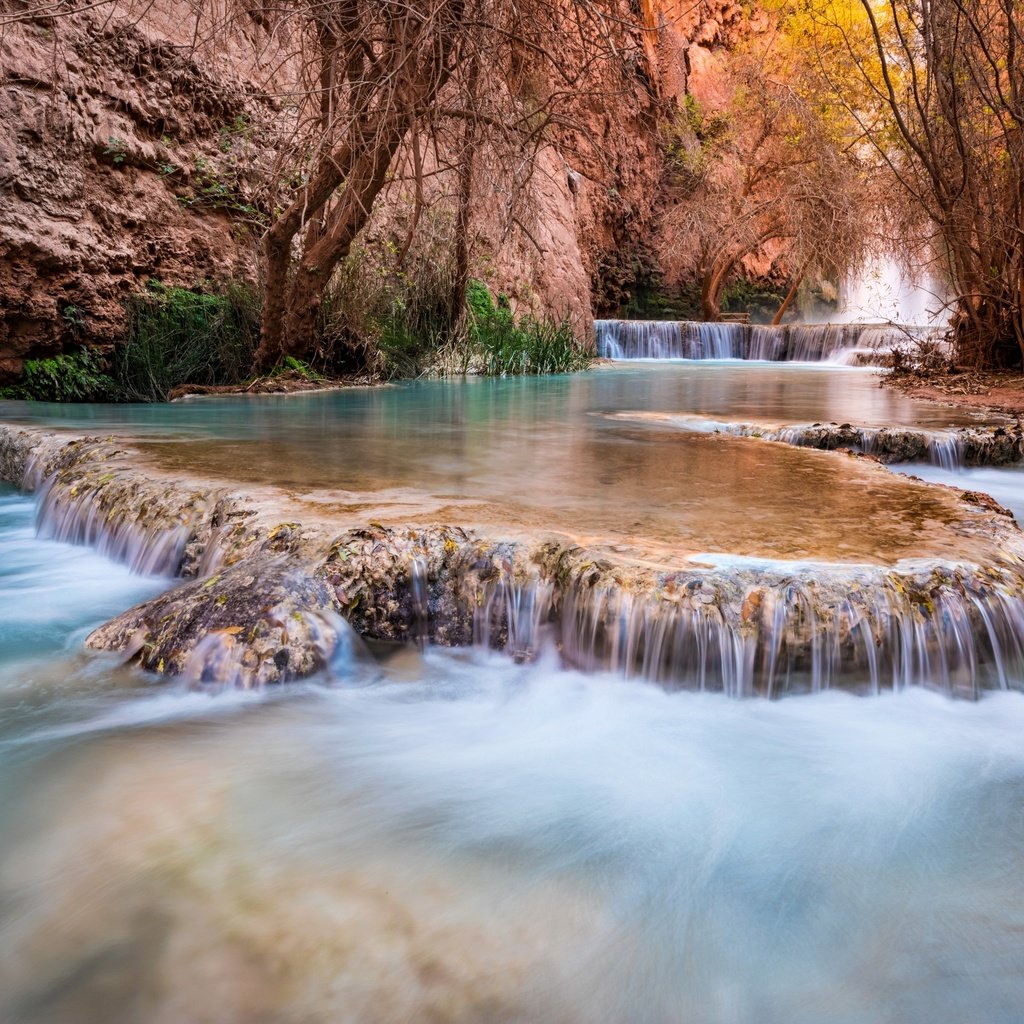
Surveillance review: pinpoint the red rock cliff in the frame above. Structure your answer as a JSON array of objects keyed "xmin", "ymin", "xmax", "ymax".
[{"xmin": 0, "ymin": 0, "xmax": 747, "ymax": 377}]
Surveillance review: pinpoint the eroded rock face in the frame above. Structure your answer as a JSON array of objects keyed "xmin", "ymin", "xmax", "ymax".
[{"xmin": 0, "ymin": 9, "xmax": 279, "ymax": 376}]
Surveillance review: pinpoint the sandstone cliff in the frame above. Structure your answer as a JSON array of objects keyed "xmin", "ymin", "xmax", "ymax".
[{"xmin": 0, "ymin": 0, "xmax": 751, "ymax": 379}]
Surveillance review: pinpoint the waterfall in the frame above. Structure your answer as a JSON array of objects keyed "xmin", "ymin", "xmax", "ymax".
[
  {"xmin": 592, "ymin": 320, "xmax": 744, "ymax": 359},
  {"xmin": 34, "ymin": 474, "xmax": 191, "ymax": 577},
  {"xmin": 837, "ymin": 255, "xmax": 949, "ymax": 327},
  {"xmin": 465, "ymin": 559, "xmax": 1024, "ymax": 697},
  {"xmin": 595, "ymin": 320, "xmax": 944, "ymax": 363}
]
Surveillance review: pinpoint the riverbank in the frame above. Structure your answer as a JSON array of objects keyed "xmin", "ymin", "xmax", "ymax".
[
  {"xmin": 168, "ymin": 368, "xmax": 381, "ymax": 400},
  {"xmin": 883, "ymin": 366, "xmax": 1024, "ymax": 417}
]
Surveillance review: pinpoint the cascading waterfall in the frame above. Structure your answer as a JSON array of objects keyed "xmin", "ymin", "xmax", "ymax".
[
  {"xmin": 594, "ymin": 319, "xmax": 944, "ymax": 363},
  {"xmin": 33, "ymin": 473, "xmax": 190, "ymax": 577},
  {"xmin": 24, "ymin": 454, "xmax": 1024, "ymax": 698},
  {"xmin": 467, "ymin": 560, "xmax": 1024, "ymax": 698},
  {"xmin": 12, "ymin": 422, "xmax": 1024, "ymax": 699}
]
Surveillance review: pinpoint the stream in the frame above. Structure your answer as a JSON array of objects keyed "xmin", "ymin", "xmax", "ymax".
[{"xmin": 2, "ymin": 360, "xmax": 1024, "ymax": 1022}]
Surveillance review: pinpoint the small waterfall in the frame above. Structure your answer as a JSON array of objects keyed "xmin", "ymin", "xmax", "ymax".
[
  {"xmin": 838, "ymin": 255, "xmax": 949, "ymax": 327},
  {"xmin": 410, "ymin": 555, "xmax": 430, "ymax": 648},
  {"xmin": 472, "ymin": 572, "xmax": 555, "ymax": 661},
  {"xmin": 595, "ymin": 320, "xmax": 944, "ymax": 364},
  {"xmin": 593, "ymin": 320, "xmax": 746, "ymax": 359},
  {"xmin": 34, "ymin": 474, "xmax": 191, "ymax": 577},
  {"xmin": 463, "ymin": 561, "xmax": 1024, "ymax": 697}
]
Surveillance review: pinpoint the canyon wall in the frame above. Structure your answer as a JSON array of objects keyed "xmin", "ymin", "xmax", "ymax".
[{"xmin": 0, "ymin": 0, "xmax": 748, "ymax": 378}]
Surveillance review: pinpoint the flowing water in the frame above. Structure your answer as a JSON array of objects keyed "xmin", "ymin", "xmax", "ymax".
[
  {"xmin": 3, "ymin": 364, "xmax": 1024, "ymax": 1021},
  {"xmin": 593, "ymin": 320, "xmax": 943, "ymax": 363}
]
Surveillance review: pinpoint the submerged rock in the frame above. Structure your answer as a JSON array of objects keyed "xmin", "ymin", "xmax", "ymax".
[{"xmin": 87, "ymin": 558, "xmax": 347, "ymax": 688}]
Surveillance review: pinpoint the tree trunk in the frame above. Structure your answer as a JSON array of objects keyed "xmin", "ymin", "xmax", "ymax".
[
  {"xmin": 251, "ymin": 0, "xmax": 465, "ymax": 374},
  {"xmin": 771, "ymin": 267, "xmax": 805, "ymax": 326},
  {"xmin": 277, "ymin": 126, "xmax": 407, "ymax": 362},
  {"xmin": 701, "ymin": 261, "xmax": 733, "ymax": 321},
  {"xmin": 450, "ymin": 53, "xmax": 481, "ymax": 333}
]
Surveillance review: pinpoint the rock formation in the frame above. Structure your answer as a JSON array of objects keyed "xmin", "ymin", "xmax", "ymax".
[{"xmin": 0, "ymin": 0, "xmax": 751, "ymax": 379}]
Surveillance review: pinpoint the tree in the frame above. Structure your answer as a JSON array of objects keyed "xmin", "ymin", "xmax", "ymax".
[
  {"xmin": 657, "ymin": 44, "xmax": 870, "ymax": 322},
  {"xmin": 251, "ymin": 0, "xmax": 466, "ymax": 371},
  {"xmin": 249, "ymin": 0, "xmax": 647, "ymax": 371},
  {"xmin": 812, "ymin": 0, "xmax": 1024, "ymax": 367}
]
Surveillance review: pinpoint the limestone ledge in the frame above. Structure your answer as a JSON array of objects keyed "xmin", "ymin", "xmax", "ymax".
[
  {"xmin": 605, "ymin": 412, "xmax": 1024, "ymax": 467},
  {"xmin": 3, "ymin": 423, "xmax": 1024, "ymax": 693}
]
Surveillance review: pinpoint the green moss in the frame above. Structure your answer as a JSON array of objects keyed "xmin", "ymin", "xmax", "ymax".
[
  {"xmin": 721, "ymin": 279, "xmax": 788, "ymax": 324},
  {"xmin": 0, "ymin": 349, "xmax": 117, "ymax": 402}
]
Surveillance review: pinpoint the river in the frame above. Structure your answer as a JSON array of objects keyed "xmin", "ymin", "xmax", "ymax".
[{"xmin": 2, "ymin": 361, "xmax": 1024, "ymax": 1022}]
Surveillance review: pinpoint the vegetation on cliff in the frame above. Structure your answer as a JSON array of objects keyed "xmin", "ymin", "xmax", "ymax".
[{"xmin": 2, "ymin": 0, "xmax": 1023, "ymax": 384}]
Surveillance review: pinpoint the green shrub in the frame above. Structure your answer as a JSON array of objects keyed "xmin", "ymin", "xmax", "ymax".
[
  {"xmin": 317, "ymin": 216, "xmax": 592, "ymax": 379},
  {"xmin": 115, "ymin": 281, "xmax": 260, "ymax": 402},
  {"xmin": 0, "ymin": 349, "xmax": 117, "ymax": 403},
  {"xmin": 319, "ymin": 219, "xmax": 458, "ymax": 379},
  {"xmin": 467, "ymin": 281, "xmax": 590, "ymax": 376}
]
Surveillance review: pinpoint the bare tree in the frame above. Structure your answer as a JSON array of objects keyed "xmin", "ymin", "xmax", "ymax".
[
  {"xmin": 0, "ymin": 0, "xmax": 657, "ymax": 372},
  {"xmin": 825, "ymin": 0, "xmax": 1024, "ymax": 366},
  {"xmin": 247, "ymin": 0, "xmax": 647, "ymax": 371},
  {"xmin": 658, "ymin": 49, "xmax": 870, "ymax": 322}
]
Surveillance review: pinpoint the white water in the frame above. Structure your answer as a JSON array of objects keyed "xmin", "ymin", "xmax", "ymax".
[
  {"xmin": 593, "ymin": 320, "xmax": 940, "ymax": 363},
  {"xmin": 837, "ymin": 255, "xmax": 949, "ymax": 327},
  {"xmin": 597, "ymin": 257, "xmax": 950, "ymax": 362},
  {"xmin": 0, "ymin": 485, "xmax": 167, "ymax": 669},
  {"xmin": 3, "ymin": 645, "xmax": 1024, "ymax": 1022}
]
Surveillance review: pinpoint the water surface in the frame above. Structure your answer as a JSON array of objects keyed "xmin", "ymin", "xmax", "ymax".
[
  {"xmin": 0, "ymin": 365, "xmax": 996, "ymax": 565},
  {"xmin": 2, "ymin": 366, "xmax": 1024, "ymax": 1023}
]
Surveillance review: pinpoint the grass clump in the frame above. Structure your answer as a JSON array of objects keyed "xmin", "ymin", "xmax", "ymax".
[
  {"xmin": 466, "ymin": 281, "xmax": 590, "ymax": 376},
  {"xmin": 0, "ymin": 349, "xmax": 116, "ymax": 402},
  {"xmin": 116, "ymin": 281, "xmax": 260, "ymax": 401},
  {"xmin": 273, "ymin": 356, "xmax": 324, "ymax": 380}
]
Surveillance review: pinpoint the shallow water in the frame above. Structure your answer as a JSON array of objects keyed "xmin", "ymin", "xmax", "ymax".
[
  {"xmin": 0, "ymin": 365, "xmax": 995, "ymax": 565},
  {"xmin": 0, "ymin": 362, "xmax": 985, "ymax": 436},
  {"xmin": 3, "ymin": 366, "xmax": 1024, "ymax": 1021},
  {"xmin": 901, "ymin": 462, "xmax": 1024, "ymax": 522},
  {"xmin": 3, "ymin": 628, "xmax": 1024, "ymax": 1022}
]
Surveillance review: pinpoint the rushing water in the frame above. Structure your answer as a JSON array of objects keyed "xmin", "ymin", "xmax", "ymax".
[
  {"xmin": 3, "ymin": 365, "xmax": 1024, "ymax": 1020},
  {"xmin": 593, "ymin": 320, "xmax": 943, "ymax": 363}
]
